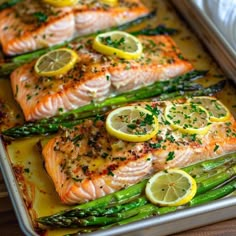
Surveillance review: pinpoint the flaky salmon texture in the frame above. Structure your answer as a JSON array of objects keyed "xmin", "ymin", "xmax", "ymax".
[
  {"xmin": 0, "ymin": 0, "xmax": 149, "ymax": 55},
  {"xmin": 42, "ymin": 100, "xmax": 236, "ymax": 205},
  {"xmin": 11, "ymin": 34, "xmax": 193, "ymax": 121}
]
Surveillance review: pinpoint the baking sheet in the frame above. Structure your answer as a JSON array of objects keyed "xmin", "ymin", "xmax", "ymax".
[
  {"xmin": 193, "ymin": 0, "xmax": 236, "ymax": 52},
  {"xmin": 0, "ymin": 1, "xmax": 236, "ymax": 236},
  {"xmin": 172, "ymin": 0, "xmax": 236, "ymax": 82}
]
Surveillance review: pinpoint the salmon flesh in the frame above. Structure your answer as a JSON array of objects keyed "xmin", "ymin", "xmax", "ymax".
[
  {"xmin": 0, "ymin": 0, "xmax": 149, "ymax": 55},
  {"xmin": 11, "ymin": 35, "xmax": 193, "ymax": 121},
  {"xmin": 42, "ymin": 100, "xmax": 236, "ymax": 204}
]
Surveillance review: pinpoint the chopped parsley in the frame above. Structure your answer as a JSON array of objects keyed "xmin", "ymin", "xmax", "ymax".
[
  {"xmin": 214, "ymin": 144, "xmax": 219, "ymax": 152},
  {"xmin": 149, "ymin": 143, "xmax": 161, "ymax": 149},
  {"xmin": 33, "ymin": 12, "xmax": 48, "ymax": 23},
  {"xmin": 100, "ymin": 35, "xmax": 125, "ymax": 49},
  {"xmin": 166, "ymin": 151, "xmax": 175, "ymax": 161},
  {"xmin": 145, "ymin": 104, "xmax": 160, "ymax": 116}
]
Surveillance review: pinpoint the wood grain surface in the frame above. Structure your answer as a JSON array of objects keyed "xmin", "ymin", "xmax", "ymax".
[{"xmin": 1, "ymin": 173, "xmax": 236, "ymax": 236}]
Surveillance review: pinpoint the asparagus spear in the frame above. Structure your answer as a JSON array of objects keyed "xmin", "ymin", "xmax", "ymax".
[
  {"xmin": 37, "ymin": 154, "xmax": 236, "ymax": 228},
  {"xmin": 182, "ymin": 152, "xmax": 236, "ymax": 177},
  {"xmin": 3, "ymin": 70, "xmax": 211, "ymax": 138},
  {"xmin": 194, "ymin": 159, "xmax": 236, "ymax": 184},
  {"xmin": 157, "ymin": 80, "xmax": 226, "ymax": 101},
  {"xmin": 78, "ymin": 204, "xmax": 158, "ymax": 227},
  {"xmin": 190, "ymin": 178, "xmax": 236, "ymax": 206},
  {"xmin": 66, "ymin": 205, "xmax": 178, "ymax": 235},
  {"xmin": 196, "ymin": 165, "xmax": 236, "ymax": 195},
  {"xmin": 38, "ymin": 197, "xmax": 149, "ymax": 227},
  {"xmin": 40, "ymin": 204, "xmax": 160, "ymax": 228},
  {"xmin": 100, "ymin": 206, "xmax": 177, "ymax": 230},
  {"xmin": 2, "ymin": 119, "xmax": 86, "ymax": 138},
  {"xmin": 89, "ymin": 196, "xmax": 148, "ymax": 216}
]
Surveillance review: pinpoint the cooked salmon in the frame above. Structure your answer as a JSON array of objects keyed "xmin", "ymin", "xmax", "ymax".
[
  {"xmin": 0, "ymin": 0, "xmax": 150, "ymax": 55},
  {"xmin": 42, "ymin": 99, "xmax": 236, "ymax": 204},
  {"xmin": 11, "ymin": 35, "xmax": 193, "ymax": 121}
]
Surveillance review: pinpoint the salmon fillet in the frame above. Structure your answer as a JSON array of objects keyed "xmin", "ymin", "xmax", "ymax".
[
  {"xmin": 0, "ymin": 0, "xmax": 149, "ymax": 55},
  {"xmin": 42, "ymin": 99, "xmax": 236, "ymax": 205},
  {"xmin": 11, "ymin": 35, "xmax": 193, "ymax": 121}
]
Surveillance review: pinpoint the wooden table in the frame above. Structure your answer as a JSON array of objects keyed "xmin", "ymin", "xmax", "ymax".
[{"xmin": 1, "ymin": 173, "xmax": 236, "ymax": 236}]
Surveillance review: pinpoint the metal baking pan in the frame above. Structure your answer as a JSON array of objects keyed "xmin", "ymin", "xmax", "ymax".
[
  {"xmin": 172, "ymin": 0, "xmax": 236, "ymax": 82},
  {"xmin": 0, "ymin": 1, "xmax": 236, "ymax": 236}
]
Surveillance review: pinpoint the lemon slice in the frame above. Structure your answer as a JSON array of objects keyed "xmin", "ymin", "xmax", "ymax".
[
  {"xmin": 34, "ymin": 48, "xmax": 79, "ymax": 77},
  {"xmin": 93, "ymin": 31, "xmax": 143, "ymax": 60},
  {"xmin": 106, "ymin": 106, "xmax": 159, "ymax": 142},
  {"xmin": 188, "ymin": 96, "xmax": 231, "ymax": 122},
  {"xmin": 145, "ymin": 169, "xmax": 197, "ymax": 206},
  {"xmin": 43, "ymin": 0, "xmax": 78, "ymax": 7},
  {"xmin": 100, "ymin": 0, "xmax": 118, "ymax": 6},
  {"xmin": 164, "ymin": 103, "xmax": 211, "ymax": 135}
]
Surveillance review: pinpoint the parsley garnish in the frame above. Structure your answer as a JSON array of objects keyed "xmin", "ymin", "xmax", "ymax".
[
  {"xmin": 33, "ymin": 12, "xmax": 48, "ymax": 23},
  {"xmin": 140, "ymin": 113, "xmax": 155, "ymax": 126},
  {"xmin": 101, "ymin": 36, "xmax": 125, "ymax": 49},
  {"xmin": 214, "ymin": 144, "xmax": 219, "ymax": 152},
  {"xmin": 127, "ymin": 124, "xmax": 137, "ymax": 130},
  {"xmin": 166, "ymin": 151, "xmax": 175, "ymax": 161},
  {"xmin": 108, "ymin": 170, "xmax": 114, "ymax": 176},
  {"xmin": 149, "ymin": 143, "xmax": 161, "ymax": 149},
  {"xmin": 145, "ymin": 104, "xmax": 160, "ymax": 116}
]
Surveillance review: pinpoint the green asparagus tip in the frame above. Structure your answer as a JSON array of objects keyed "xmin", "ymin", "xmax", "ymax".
[{"xmin": 189, "ymin": 178, "xmax": 236, "ymax": 206}]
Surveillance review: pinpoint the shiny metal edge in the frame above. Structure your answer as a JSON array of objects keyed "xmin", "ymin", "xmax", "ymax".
[
  {"xmin": 0, "ymin": 138, "xmax": 37, "ymax": 236},
  {"xmin": 0, "ymin": 1, "xmax": 236, "ymax": 235},
  {"xmin": 171, "ymin": 0, "xmax": 236, "ymax": 81},
  {"xmin": 85, "ymin": 197, "xmax": 236, "ymax": 236}
]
